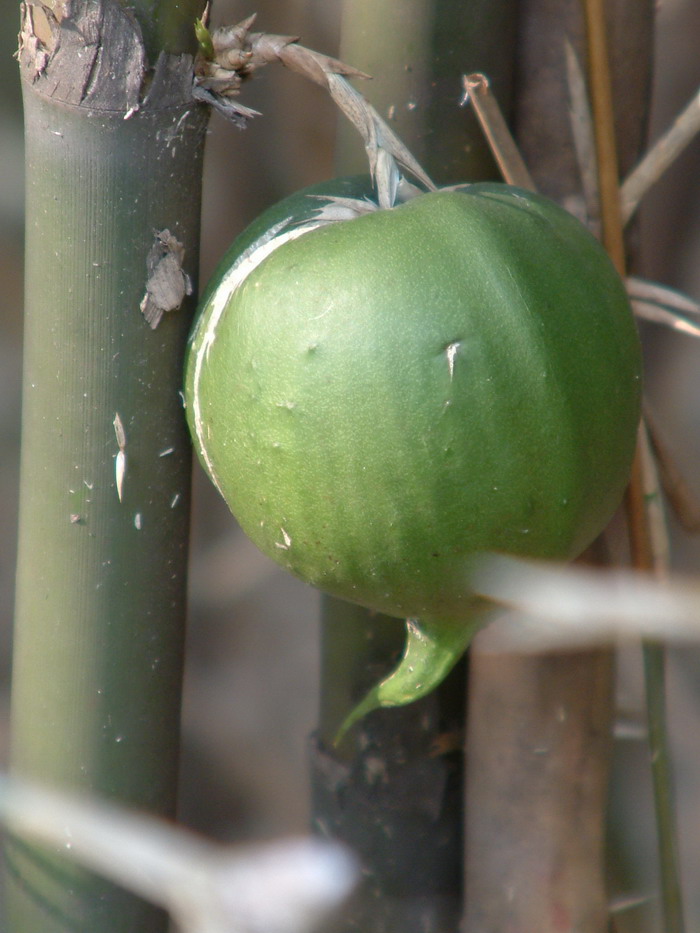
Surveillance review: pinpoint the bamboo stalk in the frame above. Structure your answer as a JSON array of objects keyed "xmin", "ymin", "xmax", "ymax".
[
  {"xmin": 6, "ymin": 3, "xmax": 207, "ymax": 931},
  {"xmin": 334, "ymin": 0, "xmax": 517, "ymax": 182}
]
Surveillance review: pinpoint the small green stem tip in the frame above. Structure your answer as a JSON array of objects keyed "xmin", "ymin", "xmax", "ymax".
[
  {"xmin": 194, "ymin": 19, "xmax": 214, "ymax": 60},
  {"xmin": 334, "ymin": 614, "xmax": 481, "ymax": 746}
]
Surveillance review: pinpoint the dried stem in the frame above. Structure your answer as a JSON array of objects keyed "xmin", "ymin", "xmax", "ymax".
[
  {"xmin": 460, "ymin": 74, "xmax": 535, "ymax": 190},
  {"xmin": 564, "ymin": 39, "xmax": 600, "ymax": 229},
  {"xmin": 0, "ymin": 775, "xmax": 357, "ymax": 933},
  {"xmin": 582, "ymin": 1, "xmax": 686, "ymax": 930},
  {"xmin": 629, "ymin": 277, "xmax": 700, "ymax": 338},
  {"xmin": 581, "ymin": 0, "xmax": 626, "ymax": 272},
  {"xmin": 637, "ymin": 425, "xmax": 687, "ymax": 933},
  {"xmin": 643, "ymin": 404, "xmax": 700, "ymax": 533},
  {"xmin": 621, "ymin": 86, "xmax": 700, "ymax": 225}
]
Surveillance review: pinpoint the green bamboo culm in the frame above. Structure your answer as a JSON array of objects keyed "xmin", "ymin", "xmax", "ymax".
[
  {"xmin": 334, "ymin": 0, "xmax": 517, "ymax": 182},
  {"xmin": 6, "ymin": 3, "xmax": 207, "ymax": 931},
  {"xmin": 312, "ymin": 4, "xmax": 518, "ymax": 932}
]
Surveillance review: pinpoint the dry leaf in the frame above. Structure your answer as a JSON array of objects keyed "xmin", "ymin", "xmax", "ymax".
[{"xmin": 140, "ymin": 231, "xmax": 192, "ymax": 329}]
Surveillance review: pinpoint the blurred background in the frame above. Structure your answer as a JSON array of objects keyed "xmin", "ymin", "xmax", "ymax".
[{"xmin": 1, "ymin": 0, "xmax": 700, "ymax": 925}]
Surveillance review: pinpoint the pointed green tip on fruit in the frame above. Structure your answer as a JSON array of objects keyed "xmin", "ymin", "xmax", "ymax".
[
  {"xmin": 194, "ymin": 19, "xmax": 214, "ymax": 60},
  {"xmin": 333, "ymin": 614, "xmax": 482, "ymax": 746}
]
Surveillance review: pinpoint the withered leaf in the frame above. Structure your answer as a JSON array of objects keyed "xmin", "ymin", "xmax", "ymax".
[{"xmin": 140, "ymin": 231, "xmax": 192, "ymax": 330}]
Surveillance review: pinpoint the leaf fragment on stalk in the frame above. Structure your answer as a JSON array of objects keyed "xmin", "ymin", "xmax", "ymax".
[
  {"xmin": 113, "ymin": 413, "xmax": 127, "ymax": 503},
  {"xmin": 140, "ymin": 230, "xmax": 192, "ymax": 330}
]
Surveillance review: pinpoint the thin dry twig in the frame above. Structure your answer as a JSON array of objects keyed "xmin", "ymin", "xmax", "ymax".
[
  {"xmin": 460, "ymin": 73, "xmax": 535, "ymax": 191},
  {"xmin": 582, "ymin": 0, "xmax": 626, "ymax": 273},
  {"xmin": 582, "ymin": 3, "xmax": 686, "ymax": 928},
  {"xmin": 564, "ymin": 40, "xmax": 600, "ymax": 231},
  {"xmin": 628, "ymin": 277, "xmax": 700, "ymax": 338},
  {"xmin": 621, "ymin": 85, "xmax": 700, "ymax": 225},
  {"xmin": 644, "ymin": 403, "xmax": 700, "ymax": 534},
  {"xmin": 562, "ymin": 34, "xmax": 700, "ymax": 537}
]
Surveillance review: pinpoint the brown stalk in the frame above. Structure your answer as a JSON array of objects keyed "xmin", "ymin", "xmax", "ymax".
[
  {"xmin": 582, "ymin": 3, "xmax": 685, "ymax": 931},
  {"xmin": 464, "ymin": 3, "xmax": 654, "ymax": 931}
]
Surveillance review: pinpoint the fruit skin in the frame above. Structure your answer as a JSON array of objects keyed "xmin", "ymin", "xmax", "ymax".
[
  {"xmin": 198, "ymin": 176, "xmax": 377, "ymax": 309},
  {"xmin": 185, "ymin": 181, "xmax": 642, "ymax": 625}
]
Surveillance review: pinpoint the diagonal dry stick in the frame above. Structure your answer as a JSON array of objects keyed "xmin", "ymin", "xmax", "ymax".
[
  {"xmin": 621, "ymin": 85, "xmax": 700, "ymax": 225},
  {"xmin": 460, "ymin": 74, "xmax": 535, "ymax": 190}
]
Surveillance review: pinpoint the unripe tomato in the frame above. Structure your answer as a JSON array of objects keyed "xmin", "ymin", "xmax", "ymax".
[{"xmin": 186, "ymin": 179, "xmax": 641, "ymax": 626}]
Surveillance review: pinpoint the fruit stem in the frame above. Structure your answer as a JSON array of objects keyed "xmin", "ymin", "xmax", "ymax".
[{"xmin": 334, "ymin": 614, "xmax": 482, "ymax": 746}]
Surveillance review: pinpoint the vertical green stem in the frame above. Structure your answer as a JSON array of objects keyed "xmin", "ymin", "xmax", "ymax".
[
  {"xmin": 335, "ymin": 0, "xmax": 517, "ymax": 182},
  {"xmin": 643, "ymin": 642, "xmax": 685, "ymax": 933},
  {"xmin": 7, "ymin": 4, "xmax": 206, "ymax": 931}
]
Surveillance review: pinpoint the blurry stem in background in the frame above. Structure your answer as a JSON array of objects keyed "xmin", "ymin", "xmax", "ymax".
[
  {"xmin": 583, "ymin": 1, "xmax": 686, "ymax": 930},
  {"xmin": 6, "ymin": 3, "xmax": 207, "ymax": 931},
  {"xmin": 464, "ymin": 2, "xmax": 654, "ymax": 931},
  {"xmin": 124, "ymin": 0, "xmax": 207, "ymax": 61},
  {"xmin": 312, "ymin": 3, "xmax": 517, "ymax": 932}
]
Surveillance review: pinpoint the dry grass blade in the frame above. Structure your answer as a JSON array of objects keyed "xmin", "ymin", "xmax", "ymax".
[
  {"xmin": 621, "ymin": 85, "xmax": 700, "ymax": 225},
  {"xmin": 628, "ymin": 276, "xmax": 700, "ymax": 337},
  {"xmin": 193, "ymin": 17, "xmax": 435, "ymax": 206},
  {"xmin": 564, "ymin": 40, "xmax": 600, "ymax": 230},
  {"xmin": 0, "ymin": 776, "xmax": 358, "ymax": 933},
  {"xmin": 271, "ymin": 41, "xmax": 370, "ymax": 84},
  {"xmin": 470, "ymin": 554, "xmax": 700, "ymax": 651},
  {"xmin": 325, "ymin": 72, "xmax": 435, "ymax": 206},
  {"xmin": 191, "ymin": 84, "xmax": 260, "ymax": 126},
  {"xmin": 460, "ymin": 73, "xmax": 535, "ymax": 191},
  {"xmin": 270, "ymin": 46, "xmax": 436, "ymax": 200}
]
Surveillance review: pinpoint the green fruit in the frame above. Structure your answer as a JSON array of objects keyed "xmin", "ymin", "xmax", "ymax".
[{"xmin": 184, "ymin": 178, "xmax": 642, "ymax": 729}]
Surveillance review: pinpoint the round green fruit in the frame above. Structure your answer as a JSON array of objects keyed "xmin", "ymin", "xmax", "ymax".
[
  {"xmin": 186, "ymin": 179, "xmax": 641, "ymax": 612},
  {"xmin": 184, "ymin": 178, "xmax": 642, "ymax": 729}
]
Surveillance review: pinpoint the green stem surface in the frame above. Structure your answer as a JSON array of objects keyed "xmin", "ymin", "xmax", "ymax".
[{"xmin": 643, "ymin": 641, "xmax": 685, "ymax": 933}]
